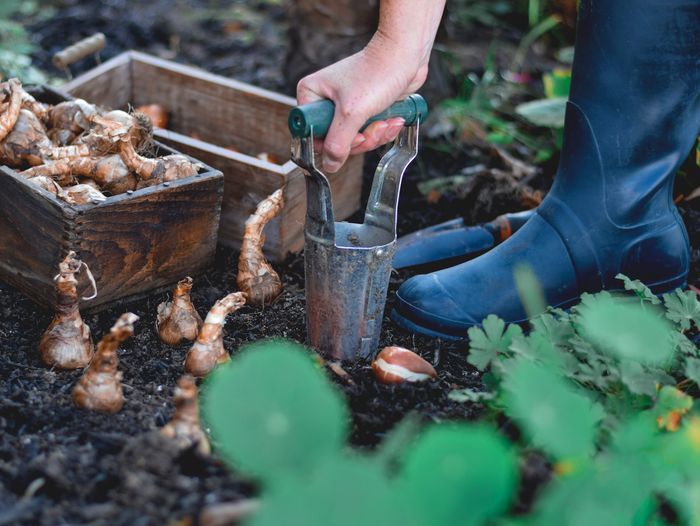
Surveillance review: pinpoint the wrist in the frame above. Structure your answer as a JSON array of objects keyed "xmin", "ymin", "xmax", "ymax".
[{"xmin": 365, "ymin": 29, "xmax": 432, "ymax": 72}]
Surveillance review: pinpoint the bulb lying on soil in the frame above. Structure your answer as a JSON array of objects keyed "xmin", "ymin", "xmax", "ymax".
[
  {"xmin": 371, "ymin": 346, "xmax": 438, "ymax": 384},
  {"xmin": 237, "ymin": 189, "xmax": 284, "ymax": 307},
  {"xmin": 72, "ymin": 312, "xmax": 138, "ymax": 413},
  {"xmin": 157, "ymin": 277, "xmax": 203, "ymax": 345},
  {"xmin": 184, "ymin": 292, "xmax": 246, "ymax": 377},
  {"xmin": 39, "ymin": 251, "xmax": 95, "ymax": 369},
  {"xmin": 160, "ymin": 375, "xmax": 210, "ymax": 455}
]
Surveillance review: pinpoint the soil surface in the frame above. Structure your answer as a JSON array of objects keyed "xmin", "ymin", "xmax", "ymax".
[{"xmin": 1, "ymin": 1, "xmax": 698, "ymax": 524}]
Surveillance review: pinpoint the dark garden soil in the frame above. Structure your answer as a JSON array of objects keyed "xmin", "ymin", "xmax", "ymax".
[{"xmin": 0, "ymin": 1, "xmax": 698, "ymax": 524}]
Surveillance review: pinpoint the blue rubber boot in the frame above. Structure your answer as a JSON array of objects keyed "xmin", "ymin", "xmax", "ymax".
[{"xmin": 392, "ymin": 0, "xmax": 700, "ymax": 339}]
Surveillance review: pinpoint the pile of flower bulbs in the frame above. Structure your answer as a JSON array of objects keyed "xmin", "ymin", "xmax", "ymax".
[{"xmin": 0, "ymin": 78, "xmax": 201, "ymax": 206}]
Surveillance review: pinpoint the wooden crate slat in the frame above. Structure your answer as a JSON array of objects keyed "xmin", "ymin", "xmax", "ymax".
[
  {"xmin": 130, "ymin": 59, "xmax": 291, "ymax": 159},
  {"xmin": 73, "ymin": 172, "xmax": 222, "ymax": 309},
  {"xmin": 155, "ymin": 131, "xmax": 286, "ymax": 253},
  {"xmin": 0, "ymin": 168, "xmax": 73, "ymax": 305},
  {"xmin": 63, "ymin": 53, "xmax": 133, "ymax": 110}
]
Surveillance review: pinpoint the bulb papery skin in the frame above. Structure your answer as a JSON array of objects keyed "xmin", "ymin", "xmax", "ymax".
[
  {"xmin": 160, "ymin": 375, "xmax": 210, "ymax": 455},
  {"xmin": 237, "ymin": 189, "xmax": 284, "ymax": 307},
  {"xmin": 39, "ymin": 251, "xmax": 94, "ymax": 369},
  {"xmin": 184, "ymin": 292, "xmax": 246, "ymax": 377},
  {"xmin": 72, "ymin": 312, "xmax": 138, "ymax": 413},
  {"xmin": 157, "ymin": 277, "xmax": 203, "ymax": 346}
]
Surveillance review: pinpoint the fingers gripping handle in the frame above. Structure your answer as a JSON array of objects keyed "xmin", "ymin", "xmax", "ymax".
[{"xmin": 288, "ymin": 94, "xmax": 428, "ymax": 139}]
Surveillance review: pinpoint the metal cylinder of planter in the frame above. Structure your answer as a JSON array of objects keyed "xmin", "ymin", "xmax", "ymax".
[
  {"xmin": 305, "ymin": 223, "xmax": 397, "ymax": 361},
  {"xmin": 290, "ymin": 98, "xmax": 424, "ymax": 361}
]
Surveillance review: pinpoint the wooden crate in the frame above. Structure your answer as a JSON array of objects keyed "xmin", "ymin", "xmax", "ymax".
[
  {"xmin": 0, "ymin": 87, "xmax": 224, "ymax": 312},
  {"xmin": 63, "ymin": 51, "xmax": 364, "ymax": 261}
]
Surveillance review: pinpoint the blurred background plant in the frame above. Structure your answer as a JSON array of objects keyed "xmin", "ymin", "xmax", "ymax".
[
  {"xmin": 0, "ymin": 0, "xmax": 48, "ymax": 83},
  {"xmin": 432, "ymin": 0, "xmax": 576, "ymax": 166}
]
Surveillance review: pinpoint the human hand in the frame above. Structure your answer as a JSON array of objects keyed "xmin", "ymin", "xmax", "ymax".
[{"xmin": 296, "ymin": 33, "xmax": 429, "ymax": 173}]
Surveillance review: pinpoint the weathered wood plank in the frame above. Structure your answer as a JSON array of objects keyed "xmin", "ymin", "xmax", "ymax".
[
  {"xmin": 62, "ymin": 52, "xmax": 132, "ymax": 110},
  {"xmin": 155, "ymin": 130, "xmax": 286, "ymax": 255},
  {"xmin": 0, "ymin": 167, "xmax": 73, "ymax": 306},
  {"xmin": 130, "ymin": 58, "xmax": 291, "ymax": 160},
  {"xmin": 73, "ymin": 170, "xmax": 223, "ymax": 310}
]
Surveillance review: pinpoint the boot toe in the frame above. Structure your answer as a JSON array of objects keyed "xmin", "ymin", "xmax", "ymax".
[
  {"xmin": 395, "ymin": 273, "xmax": 481, "ymax": 338},
  {"xmin": 392, "ymin": 212, "xmax": 580, "ymax": 339}
]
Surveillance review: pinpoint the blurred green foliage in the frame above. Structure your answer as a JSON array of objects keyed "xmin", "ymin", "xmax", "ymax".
[
  {"xmin": 0, "ymin": 0, "xmax": 46, "ymax": 83},
  {"xmin": 203, "ymin": 275, "xmax": 700, "ymax": 526},
  {"xmin": 437, "ymin": 54, "xmax": 565, "ymax": 163},
  {"xmin": 437, "ymin": 1, "xmax": 575, "ymax": 163}
]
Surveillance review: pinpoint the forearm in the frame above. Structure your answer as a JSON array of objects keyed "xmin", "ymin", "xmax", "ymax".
[
  {"xmin": 296, "ymin": 0, "xmax": 446, "ymax": 172},
  {"xmin": 372, "ymin": 0, "xmax": 446, "ymax": 67}
]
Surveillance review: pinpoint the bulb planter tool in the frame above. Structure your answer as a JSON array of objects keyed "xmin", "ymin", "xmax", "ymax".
[{"xmin": 289, "ymin": 95, "xmax": 427, "ymax": 361}]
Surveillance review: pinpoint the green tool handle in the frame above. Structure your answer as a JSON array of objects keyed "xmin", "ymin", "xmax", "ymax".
[{"xmin": 288, "ymin": 94, "xmax": 428, "ymax": 139}]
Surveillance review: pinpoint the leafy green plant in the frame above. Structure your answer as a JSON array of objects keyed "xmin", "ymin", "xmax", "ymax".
[
  {"xmin": 514, "ymin": 66, "xmax": 571, "ymax": 151},
  {"xmin": 203, "ymin": 341, "xmax": 348, "ymax": 482},
  {"xmin": 203, "ymin": 277, "xmax": 700, "ymax": 526},
  {"xmin": 461, "ymin": 276, "xmax": 700, "ymax": 522}
]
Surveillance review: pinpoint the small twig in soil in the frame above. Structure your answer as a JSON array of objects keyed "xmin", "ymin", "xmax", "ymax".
[
  {"xmin": 200, "ymin": 499, "xmax": 261, "ymax": 526},
  {"xmin": 432, "ymin": 347, "xmax": 442, "ymax": 368},
  {"xmin": 20, "ymin": 478, "xmax": 45, "ymax": 501}
]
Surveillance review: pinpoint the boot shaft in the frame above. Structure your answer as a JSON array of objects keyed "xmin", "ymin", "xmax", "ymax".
[{"xmin": 553, "ymin": 0, "xmax": 700, "ymax": 227}]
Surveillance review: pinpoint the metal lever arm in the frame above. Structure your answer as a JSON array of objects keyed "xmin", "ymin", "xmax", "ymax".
[
  {"xmin": 364, "ymin": 122, "xmax": 418, "ymax": 235},
  {"xmin": 291, "ymin": 135, "xmax": 335, "ymax": 243}
]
